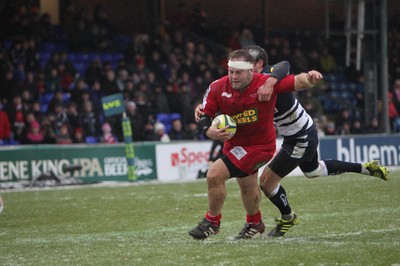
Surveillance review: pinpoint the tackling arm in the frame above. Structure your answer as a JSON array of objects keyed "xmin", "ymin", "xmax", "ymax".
[
  {"xmin": 294, "ymin": 70, "xmax": 323, "ymax": 91},
  {"xmin": 258, "ymin": 61, "xmax": 291, "ymax": 102}
]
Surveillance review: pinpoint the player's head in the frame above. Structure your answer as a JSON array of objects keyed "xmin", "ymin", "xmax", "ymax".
[
  {"xmin": 244, "ymin": 45, "xmax": 268, "ymax": 73},
  {"xmin": 227, "ymin": 49, "xmax": 255, "ymax": 91}
]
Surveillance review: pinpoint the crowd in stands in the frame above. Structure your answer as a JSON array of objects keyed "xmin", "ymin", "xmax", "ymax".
[{"xmin": 0, "ymin": 1, "xmax": 400, "ymax": 146}]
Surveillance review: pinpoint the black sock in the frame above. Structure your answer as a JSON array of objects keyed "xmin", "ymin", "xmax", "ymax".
[
  {"xmin": 323, "ymin": 160, "xmax": 362, "ymax": 175},
  {"xmin": 269, "ymin": 185, "xmax": 291, "ymax": 216}
]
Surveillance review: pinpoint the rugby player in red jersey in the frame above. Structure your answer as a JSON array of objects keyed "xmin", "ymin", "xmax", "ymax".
[{"xmin": 189, "ymin": 49, "xmax": 322, "ymax": 240}]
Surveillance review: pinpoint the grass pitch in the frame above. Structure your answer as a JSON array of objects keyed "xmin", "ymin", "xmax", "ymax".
[{"xmin": 1, "ymin": 171, "xmax": 399, "ymax": 266}]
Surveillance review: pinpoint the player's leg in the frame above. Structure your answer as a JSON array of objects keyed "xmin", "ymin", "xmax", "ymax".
[
  {"xmin": 189, "ymin": 157, "xmax": 230, "ymax": 240},
  {"xmin": 262, "ymin": 129, "xmax": 319, "ymax": 237},
  {"xmin": 302, "ymin": 158, "xmax": 389, "ymax": 181},
  {"xmin": 262, "ymin": 154, "xmax": 300, "ymax": 237},
  {"xmin": 235, "ymin": 172, "xmax": 265, "ymax": 239}
]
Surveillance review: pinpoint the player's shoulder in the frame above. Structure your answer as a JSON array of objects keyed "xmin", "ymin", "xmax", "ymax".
[{"xmin": 210, "ymin": 75, "xmax": 229, "ymax": 89}]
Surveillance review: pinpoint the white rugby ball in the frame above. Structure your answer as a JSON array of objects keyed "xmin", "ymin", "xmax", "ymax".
[{"xmin": 212, "ymin": 114, "xmax": 237, "ymax": 139}]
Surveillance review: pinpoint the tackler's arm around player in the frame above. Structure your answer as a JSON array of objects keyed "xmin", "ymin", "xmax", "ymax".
[{"xmin": 294, "ymin": 70, "xmax": 323, "ymax": 91}]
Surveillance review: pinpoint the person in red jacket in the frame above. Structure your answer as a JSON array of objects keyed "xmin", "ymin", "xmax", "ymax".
[{"xmin": 0, "ymin": 103, "xmax": 11, "ymax": 144}]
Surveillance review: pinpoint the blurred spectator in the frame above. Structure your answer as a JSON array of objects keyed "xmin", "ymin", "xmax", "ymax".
[
  {"xmin": 186, "ymin": 121, "xmax": 203, "ymax": 140},
  {"xmin": 44, "ymin": 66, "xmax": 61, "ymax": 92},
  {"xmin": 365, "ymin": 117, "xmax": 380, "ymax": 134},
  {"xmin": 168, "ymin": 118, "xmax": 188, "ymax": 140},
  {"xmin": 239, "ymin": 28, "xmax": 256, "ymax": 48},
  {"xmin": 391, "ymin": 79, "xmax": 400, "ymax": 111},
  {"xmin": 101, "ymin": 69, "xmax": 119, "ymax": 96},
  {"xmin": 55, "ymin": 123, "xmax": 73, "ymax": 144},
  {"xmin": 100, "ymin": 122, "xmax": 118, "ymax": 144},
  {"xmin": 50, "ymin": 102, "xmax": 68, "ymax": 129},
  {"xmin": 66, "ymin": 101, "xmax": 81, "ymax": 130},
  {"xmin": 72, "ymin": 127, "xmax": 85, "ymax": 144},
  {"xmin": 292, "ymin": 47, "xmax": 309, "ymax": 73},
  {"xmin": 298, "ymin": 90, "xmax": 323, "ymax": 119},
  {"xmin": 40, "ymin": 115, "xmax": 56, "ymax": 143},
  {"xmin": 0, "ymin": 103, "xmax": 11, "ymax": 144},
  {"xmin": 79, "ymin": 100, "xmax": 101, "ymax": 138},
  {"xmin": 324, "ymin": 121, "xmax": 337, "ymax": 135},
  {"xmin": 388, "ymin": 91, "xmax": 400, "ymax": 132},
  {"xmin": 350, "ymin": 119, "xmax": 364, "ymax": 135},
  {"xmin": 0, "ymin": 69, "xmax": 19, "ymax": 103},
  {"xmin": 337, "ymin": 121, "xmax": 352, "ymax": 135},
  {"xmin": 152, "ymin": 86, "xmax": 169, "ymax": 114},
  {"xmin": 24, "ymin": 120, "xmax": 44, "ymax": 144},
  {"xmin": 70, "ymin": 78, "xmax": 88, "ymax": 105},
  {"xmin": 126, "ymin": 101, "xmax": 145, "ymax": 142},
  {"xmin": 335, "ymin": 109, "xmax": 352, "ymax": 132},
  {"xmin": 154, "ymin": 122, "xmax": 171, "ymax": 142},
  {"xmin": 319, "ymin": 47, "xmax": 337, "ymax": 73}
]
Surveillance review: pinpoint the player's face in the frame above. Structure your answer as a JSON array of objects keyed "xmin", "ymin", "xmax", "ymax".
[{"xmin": 228, "ymin": 68, "xmax": 253, "ymax": 90}]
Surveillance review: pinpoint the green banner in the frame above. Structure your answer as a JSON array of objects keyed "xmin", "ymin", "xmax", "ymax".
[{"xmin": 0, "ymin": 143, "xmax": 157, "ymax": 183}]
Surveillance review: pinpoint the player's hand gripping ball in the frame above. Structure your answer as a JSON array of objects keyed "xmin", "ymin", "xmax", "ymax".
[{"xmin": 212, "ymin": 114, "xmax": 237, "ymax": 139}]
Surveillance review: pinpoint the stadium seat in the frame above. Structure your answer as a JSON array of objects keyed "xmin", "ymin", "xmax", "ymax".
[{"xmin": 85, "ymin": 136, "xmax": 98, "ymax": 144}]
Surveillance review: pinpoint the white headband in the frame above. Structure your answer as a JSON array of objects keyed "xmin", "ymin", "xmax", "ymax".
[{"xmin": 227, "ymin": 60, "xmax": 253, "ymax": 70}]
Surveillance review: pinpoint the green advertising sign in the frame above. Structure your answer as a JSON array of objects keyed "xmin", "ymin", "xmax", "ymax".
[
  {"xmin": 101, "ymin": 93, "xmax": 125, "ymax": 116},
  {"xmin": 0, "ymin": 143, "xmax": 157, "ymax": 183}
]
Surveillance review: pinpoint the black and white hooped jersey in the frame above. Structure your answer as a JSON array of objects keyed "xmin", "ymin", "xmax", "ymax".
[
  {"xmin": 264, "ymin": 65, "xmax": 314, "ymax": 138},
  {"xmin": 274, "ymin": 92, "xmax": 314, "ymax": 138}
]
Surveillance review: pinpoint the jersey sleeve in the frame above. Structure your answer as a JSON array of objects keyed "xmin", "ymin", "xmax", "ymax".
[
  {"xmin": 274, "ymin": 74, "xmax": 296, "ymax": 93},
  {"xmin": 201, "ymin": 84, "xmax": 220, "ymax": 118},
  {"xmin": 267, "ymin": 61, "xmax": 290, "ymax": 81}
]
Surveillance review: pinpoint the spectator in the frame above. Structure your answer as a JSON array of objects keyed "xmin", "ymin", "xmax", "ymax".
[
  {"xmin": 324, "ymin": 121, "xmax": 337, "ymax": 135},
  {"xmin": 151, "ymin": 122, "xmax": 170, "ymax": 142},
  {"xmin": 350, "ymin": 119, "xmax": 364, "ymax": 135},
  {"xmin": 298, "ymin": 90, "xmax": 323, "ymax": 119},
  {"xmin": 168, "ymin": 118, "xmax": 188, "ymax": 140},
  {"xmin": 55, "ymin": 123, "xmax": 73, "ymax": 144},
  {"xmin": 391, "ymin": 79, "xmax": 400, "ymax": 111},
  {"xmin": 319, "ymin": 47, "xmax": 337, "ymax": 73},
  {"xmin": 66, "ymin": 101, "xmax": 81, "ymax": 130},
  {"xmin": 24, "ymin": 120, "xmax": 44, "ymax": 144},
  {"xmin": 40, "ymin": 115, "xmax": 56, "ymax": 143},
  {"xmin": 126, "ymin": 101, "xmax": 145, "ymax": 142},
  {"xmin": 388, "ymin": 91, "xmax": 400, "ymax": 132},
  {"xmin": 72, "ymin": 127, "xmax": 85, "ymax": 144},
  {"xmin": 0, "ymin": 103, "xmax": 11, "ymax": 144},
  {"xmin": 44, "ymin": 66, "xmax": 61, "ymax": 92},
  {"xmin": 100, "ymin": 122, "xmax": 118, "ymax": 144},
  {"xmin": 365, "ymin": 117, "xmax": 380, "ymax": 134},
  {"xmin": 79, "ymin": 100, "xmax": 101, "ymax": 138}
]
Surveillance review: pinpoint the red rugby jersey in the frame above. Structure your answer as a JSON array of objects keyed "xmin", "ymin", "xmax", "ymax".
[{"xmin": 202, "ymin": 73, "xmax": 295, "ymax": 148}]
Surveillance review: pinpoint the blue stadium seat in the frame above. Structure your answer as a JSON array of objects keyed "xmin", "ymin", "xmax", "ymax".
[
  {"xmin": 85, "ymin": 136, "xmax": 98, "ymax": 144},
  {"xmin": 156, "ymin": 112, "xmax": 182, "ymax": 133}
]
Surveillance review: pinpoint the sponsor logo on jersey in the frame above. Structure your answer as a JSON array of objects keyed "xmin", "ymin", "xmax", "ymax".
[
  {"xmin": 221, "ymin": 92, "xmax": 232, "ymax": 98},
  {"xmin": 231, "ymin": 108, "xmax": 258, "ymax": 125}
]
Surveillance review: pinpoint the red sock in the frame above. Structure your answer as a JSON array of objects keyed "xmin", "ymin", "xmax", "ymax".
[
  {"xmin": 205, "ymin": 211, "xmax": 222, "ymax": 226},
  {"xmin": 246, "ymin": 211, "xmax": 261, "ymax": 225}
]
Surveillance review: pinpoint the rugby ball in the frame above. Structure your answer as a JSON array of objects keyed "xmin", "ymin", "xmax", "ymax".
[{"xmin": 212, "ymin": 114, "xmax": 237, "ymax": 139}]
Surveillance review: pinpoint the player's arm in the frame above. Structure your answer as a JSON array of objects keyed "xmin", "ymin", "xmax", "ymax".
[
  {"xmin": 194, "ymin": 104, "xmax": 204, "ymax": 122},
  {"xmin": 198, "ymin": 114, "xmax": 232, "ymax": 140},
  {"xmin": 294, "ymin": 70, "xmax": 323, "ymax": 91},
  {"xmin": 258, "ymin": 61, "xmax": 290, "ymax": 102}
]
